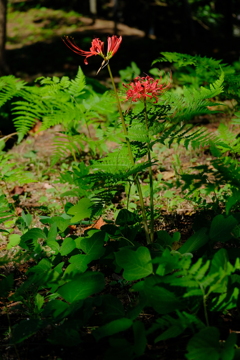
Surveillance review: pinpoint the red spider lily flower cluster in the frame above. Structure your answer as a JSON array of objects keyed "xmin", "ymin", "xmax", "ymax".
[
  {"xmin": 62, "ymin": 35, "xmax": 122, "ymax": 65},
  {"xmin": 123, "ymin": 75, "xmax": 170, "ymax": 103}
]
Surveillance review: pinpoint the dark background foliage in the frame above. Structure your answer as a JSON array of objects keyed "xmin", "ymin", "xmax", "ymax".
[{"xmin": 1, "ymin": 0, "xmax": 240, "ymax": 78}]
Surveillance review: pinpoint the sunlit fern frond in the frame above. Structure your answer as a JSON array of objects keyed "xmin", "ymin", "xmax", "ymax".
[
  {"xmin": 0, "ymin": 76, "xmax": 26, "ymax": 107},
  {"xmin": 50, "ymin": 133, "xmax": 85, "ymax": 165},
  {"xmin": 68, "ymin": 67, "xmax": 86, "ymax": 97}
]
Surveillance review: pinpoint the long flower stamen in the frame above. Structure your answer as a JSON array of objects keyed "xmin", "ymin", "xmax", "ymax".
[{"xmin": 63, "ymin": 35, "xmax": 122, "ymax": 69}]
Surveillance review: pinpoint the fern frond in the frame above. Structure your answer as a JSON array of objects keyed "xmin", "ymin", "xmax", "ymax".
[
  {"xmin": 68, "ymin": 67, "xmax": 86, "ymax": 97},
  {"xmin": 91, "ymin": 146, "xmax": 132, "ymax": 173},
  {"xmin": 0, "ymin": 76, "xmax": 26, "ymax": 107},
  {"xmin": 0, "ymin": 194, "xmax": 15, "ymax": 225},
  {"xmin": 36, "ymin": 75, "xmax": 71, "ymax": 94},
  {"xmin": 185, "ymin": 70, "xmax": 224, "ymax": 101}
]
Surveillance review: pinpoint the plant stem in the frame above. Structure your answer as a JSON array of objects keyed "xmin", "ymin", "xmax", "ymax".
[
  {"xmin": 144, "ymin": 99, "xmax": 154, "ymax": 243},
  {"xmin": 107, "ymin": 63, "xmax": 150, "ymax": 244},
  {"xmin": 199, "ymin": 284, "xmax": 209, "ymax": 327}
]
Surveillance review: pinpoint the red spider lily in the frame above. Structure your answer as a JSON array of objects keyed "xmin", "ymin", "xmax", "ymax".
[
  {"xmin": 123, "ymin": 75, "xmax": 170, "ymax": 103},
  {"xmin": 107, "ymin": 35, "xmax": 122, "ymax": 59},
  {"xmin": 62, "ymin": 35, "xmax": 122, "ymax": 66}
]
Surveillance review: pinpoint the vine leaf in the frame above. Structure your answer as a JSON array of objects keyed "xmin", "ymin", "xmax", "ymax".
[
  {"xmin": 115, "ymin": 247, "xmax": 153, "ymax": 281},
  {"xmin": 93, "ymin": 318, "xmax": 133, "ymax": 341},
  {"xmin": 67, "ymin": 198, "xmax": 93, "ymax": 223},
  {"xmin": 186, "ymin": 327, "xmax": 236, "ymax": 360},
  {"xmin": 57, "ymin": 271, "xmax": 104, "ymax": 303}
]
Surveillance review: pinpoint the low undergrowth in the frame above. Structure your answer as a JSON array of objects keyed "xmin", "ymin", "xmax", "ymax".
[{"xmin": 0, "ymin": 46, "xmax": 240, "ymax": 359}]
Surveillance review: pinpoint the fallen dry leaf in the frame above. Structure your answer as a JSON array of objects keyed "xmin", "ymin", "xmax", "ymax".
[{"xmin": 84, "ymin": 217, "xmax": 106, "ymax": 231}]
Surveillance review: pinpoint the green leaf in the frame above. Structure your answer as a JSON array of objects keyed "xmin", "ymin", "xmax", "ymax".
[
  {"xmin": 209, "ymin": 215, "xmax": 238, "ymax": 243},
  {"xmin": 21, "ymin": 211, "xmax": 32, "ymax": 228},
  {"xmin": 116, "ymin": 209, "xmax": 139, "ymax": 226},
  {"xmin": 67, "ymin": 198, "xmax": 93, "ymax": 223},
  {"xmin": 221, "ymin": 333, "xmax": 237, "ymax": 360},
  {"xmin": 156, "ymin": 230, "xmax": 176, "ymax": 246},
  {"xmin": 35, "ymin": 293, "xmax": 44, "ymax": 311},
  {"xmin": 93, "ymin": 318, "xmax": 133, "ymax": 341},
  {"xmin": 209, "ymin": 249, "xmax": 228, "ymax": 275},
  {"xmin": 28, "ymin": 258, "xmax": 52, "ymax": 274},
  {"xmin": 100, "ymin": 295, "xmax": 125, "ymax": 323},
  {"xmin": 186, "ymin": 327, "xmax": 221, "ymax": 360},
  {"xmin": 210, "ymin": 287, "xmax": 239, "ymax": 311},
  {"xmin": 42, "ymin": 299, "xmax": 70, "ymax": 320},
  {"xmin": 179, "ymin": 228, "xmax": 209, "ymax": 254},
  {"xmin": 115, "ymin": 247, "xmax": 153, "ymax": 281},
  {"xmin": 64, "ymin": 254, "xmax": 90, "ymax": 275},
  {"xmin": 46, "ymin": 239, "xmax": 60, "ymax": 253},
  {"xmin": 144, "ymin": 276, "xmax": 182, "ymax": 314},
  {"xmin": 12, "ymin": 319, "xmax": 46, "ymax": 344},
  {"xmin": 133, "ymin": 321, "xmax": 147, "ymax": 356},
  {"xmin": 154, "ymin": 324, "xmax": 184, "ymax": 343},
  {"xmin": 59, "ymin": 237, "xmax": 76, "ymax": 256},
  {"xmin": 47, "ymin": 222, "xmax": 58, "ymax": 242},
  {"xmin": 7, "ymin": 234, "xmax": 21, "ymax": 249},
  {"xmin": 57, "ymin": 271, "xmax": 105, "ymax": 303},
  {"xmin": 77, "ymin": 230, "xmax": 105, "ymax": 260},
  {"xmin": 19, "ymin": 228, "xmax": 46, "ymax": 251}
]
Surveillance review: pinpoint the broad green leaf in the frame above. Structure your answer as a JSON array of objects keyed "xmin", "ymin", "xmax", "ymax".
[
  {"xmin": 209, "ymin": 215, "xmax": 238, "ymax": 243},
  {"xmin": 186, "ymin": 327, "xmax": 221, "ymax": 360},
  {"xmin": 57, "ymin": 271, "xmax": 104, "ymax": 303},
  {"xmin": 46, "ymin": 240, "xmax": 60, "ymax": 253},
  {"xmin": 12, "ymin": 319, "xmax": 46, "ymax": 344},
  {"xmin": 93, "ymin": 318, "xmax": 133, "ymax": 341},
  {"xmin": 28, "ymin": 258, "xmax": 52, "ymax": 274},
  {"xmin": 21, "ymin": 212, "xmax": 32, "ymax": 228},
  {"xmin": 116, "ymin": 209, "xmax": 139, "ymax": 225},
  {"xmin": 226, "ymin": 192, "xmax": 240, "ymax": 215},
  {"xmin": 19, "ymin": 228, "xmax": 46, "ymax": 251},
  {"xmin": 53, "ymin": 216, "xmax": 70, "ymax": 232},
  {"xmin": 144, "ymin": 276, "xmax": 182, "ymax": 314},
  {"xmin": 63, "ymin": 255, "xmax": 90, "ymax": 275},
  {"xmin": 42, "ymin": 299, "xmax": 70, "ymax": 320},
  {"xmin": 133, "ymin": 321, "xmax": 147, "ymax": 356},
  {"xmin": 100, "ymin": 295, "xmax": 125, "ymax": 323},
  {"xmin": 35, "ymin": 293, "xmax": 44, "ymax": 311},
  {"xmin": 47, "ymin": 222, "xmax": 58, "ymax": 242},
  {"xmin": 179, "ymin": 228, "xmax": 208, "ymax": 254},
  {"xmin": 126, "ymin": 297, "xmax": 146, "ymax": 320},
  {"xmin": 77, "ymin": 231, "xmax": 105, "ymax": 260},
  {"xmin": 7, "ymin": 234, "xmax": 21, "ymax": 249},
  {"xmin": 156, "ymin": 230, "xmax": 176, "ymax": 246},
  {"xmin": 154, "ymin": 325, "xmax": 183, "ymax": 343},
  {"xmin": 20, "ymin": 228, "xmax": 46, "ymax": 242},
  {"xmin": 67, "ymin": 198, "xmax": 93, "ymax": 223},
  {"xmin": 153, "ymin": 248, "xmax": 182, "ymax": 276},
  {"xmin": 59, "ymin": 237, "xmax": 76, "ymax": 256},
  {"xmin": 115, "ymin": 247, "xmax": 153, "ymax": 281},
  {"xmin": 221, "ymin": 333, "xmax": 237, "ymax": 360},
  {"xmin": 209, "ymin": 249, "xmax": 228, "ymax": 275}
]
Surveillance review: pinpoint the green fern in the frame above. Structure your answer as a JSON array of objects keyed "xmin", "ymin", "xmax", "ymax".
[
  {"xmin": 0, "ymin": 76, "xmax": 26, "ymax": 107},
  {"xmin": 0, "ymin": 194, "xmax": 15, "ymax": 226}
]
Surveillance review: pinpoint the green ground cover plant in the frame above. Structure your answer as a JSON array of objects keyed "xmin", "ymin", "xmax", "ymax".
[{"xmin": 0, "ymin": 35, "xmax": 240, "ymax": 359}]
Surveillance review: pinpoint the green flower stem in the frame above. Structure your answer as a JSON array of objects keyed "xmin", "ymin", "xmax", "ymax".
[
  {"xmin": 144, "ymin": 99, "xmax": 154, "ymax": 243},
  {"xmin": 107, "ymin": 63, "xmax": 151, "ymax": 244}
]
